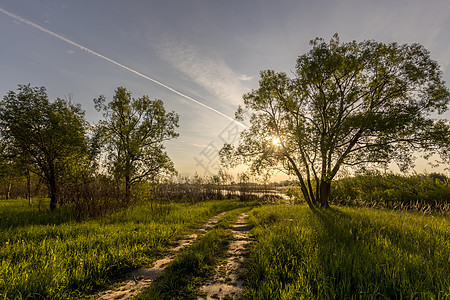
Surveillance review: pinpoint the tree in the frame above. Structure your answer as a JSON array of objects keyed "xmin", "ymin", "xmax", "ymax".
[
  {"xmin": 94, "ymin": 87, "xmax": 179, "ymax": 203},
  {"xmin": 0, "ymin": 142, "xmax": 33, "ymax": 203},
  {"xmin": 221, "ymin": 35, "xmax": 450, "ymax": 208},
  {"xmin": 0, "ymin": 85, "xmax": 88, "ymax": 210}
]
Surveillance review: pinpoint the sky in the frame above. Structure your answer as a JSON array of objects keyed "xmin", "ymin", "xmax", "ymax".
[{"xmin": 0, "ymin": 0, "xmax": 449, "ymax": 179}]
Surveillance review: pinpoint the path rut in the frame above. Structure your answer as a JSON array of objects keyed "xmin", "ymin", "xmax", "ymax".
[
  {"xmin": 96, "ymin": 211, "xmax": 227, "ymax": 300},
  {"xmin": 198, "ymin": 212, "xmax": 252, "ymax": 300}
]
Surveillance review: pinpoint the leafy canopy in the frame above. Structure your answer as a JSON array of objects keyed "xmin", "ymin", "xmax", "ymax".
[
  {"xmin": 94, "ymin": 87, "xmax": 179, "ymax": 201},
  {"xmin": 221, "ymin": 34, "xmax": 450, "ymax": 208},
  {"xmin": 0, "ymin": 84, "xmax": 88, "ymax": 210}
]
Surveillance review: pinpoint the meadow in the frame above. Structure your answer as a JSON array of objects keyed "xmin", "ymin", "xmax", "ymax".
[
  {"xmin": 244, "ymin": 205, "xmax": 450, "ymax": 299},
  {"xmin": 1, "ymin": 197, "xmax": 449, "ymax": 299},
  {"xmin": 0, "ymin": 198, "xmax": 245, "ymax": 299}
]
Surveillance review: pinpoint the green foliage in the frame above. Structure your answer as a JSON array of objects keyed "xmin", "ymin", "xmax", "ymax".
[
  {"xmin": 330, "ymin": 172, "xmax": 450, "ymax": 211},
  {"xmin": 0, "ymin": 198, "xmax": 241, "ymax": 299},
  {"xmin": 244, "ymin": 205, "xmax": 450, "ymax": 299},
  {"xmin": 221, "ymin": 34, "xmax": 450, "ymax": 208},
  {"xmin": 0, "ymin": 85, "xmax": 88, "ymax": 210},
  {"xmin": 0, "ymin": 198, "xmax": 73, "ymax": 228},
  {"xmin": 94, "ymin": 87, "xmax": 179, "ymax": 203}
]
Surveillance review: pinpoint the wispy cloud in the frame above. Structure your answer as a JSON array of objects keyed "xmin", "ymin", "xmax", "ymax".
[
  {"xmin": 156, "ymin": 36, "xmax": 252, "ymax": 105},
  {"xmin": 237, "ymin": 74, "xmax": 253, "ymax": 81}
]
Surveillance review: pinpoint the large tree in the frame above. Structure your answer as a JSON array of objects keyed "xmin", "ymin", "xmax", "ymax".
[
  {"xmin": 221, "ymin": 35, "xmax": 450, "ymax": 208},
  {"xmin": 0, "ymin": 85, "xmax": 88, "ymax": 210},
  {"xmin": 94, "ymin": 87, "xmax": 179, "ymax": 203}
]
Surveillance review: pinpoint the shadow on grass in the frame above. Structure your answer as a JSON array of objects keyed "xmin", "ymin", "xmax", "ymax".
[
  {"xmin": 242, "ymin": 204, "xmax": 449, "ymax": 299},
  {"xmin": 0, "ymin": 200, "xmax": 74, "ymax": 229},
  {"xmin": 311, "ymin": 207, "xmax": 449, "ymax": 298}
]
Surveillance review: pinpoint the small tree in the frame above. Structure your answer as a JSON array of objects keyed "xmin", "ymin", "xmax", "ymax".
[
  {"xmin": 0, "ymin": 85, "xmax": 88, "ymax": 210},
  {"xmin": 0, "ymin": 144, "xmax": 33, "ymax": 203},
  {"xmin": 94, "ymin": 87, "xmax": 179, "ymax": 203},
  {"xmin": 221, "ymin": 35, "xmax": 450, "ymax": 208}
]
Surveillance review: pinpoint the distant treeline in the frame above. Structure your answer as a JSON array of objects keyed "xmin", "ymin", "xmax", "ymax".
[
  {"xmin": 0, "ymin": 170, "xmax": 283, "ymax": 218},
  {"xmin": 152, "ymin": 171, "xmax": 284, "ymax": 203},
  {"xmin": 2, "ymin": 169, "xmax": 449, "ymax": 213}
]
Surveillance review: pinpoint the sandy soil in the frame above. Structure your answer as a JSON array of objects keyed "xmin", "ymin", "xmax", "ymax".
[
  {"xmin": 198, "ymin": 212, "xmax": 251, "ymax": 300},
  {"xmin": 95, "ymin": 211, "xmax": 227, "ymax": 300}
]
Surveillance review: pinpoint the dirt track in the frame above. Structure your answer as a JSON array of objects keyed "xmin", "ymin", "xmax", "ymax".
[
  {"xmin": 96, "ymin": 211, "xmax": 227, "ymax": 300},
  {"xmin": 198, "ymin": 212, "xmax": 251, "ymax": 300}
]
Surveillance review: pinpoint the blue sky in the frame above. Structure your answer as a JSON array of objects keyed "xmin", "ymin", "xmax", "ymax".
[{"xmin": 0, "ymin": 0, "xmax": 449, "ymax": 178}]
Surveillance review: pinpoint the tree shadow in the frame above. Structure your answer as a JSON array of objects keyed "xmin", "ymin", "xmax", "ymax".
[
  {"xmin": 0, "ymin": 203, "xmax": 74, "ymax": 229},
  {"xmin": 309, "ymin": 207, "xmax": 449, "ymax": 298}
]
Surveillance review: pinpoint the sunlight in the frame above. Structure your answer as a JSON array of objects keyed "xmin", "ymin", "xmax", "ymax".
[{"xmin": 271, "ymin": 136, "xmax": 281, "ymax": 146}]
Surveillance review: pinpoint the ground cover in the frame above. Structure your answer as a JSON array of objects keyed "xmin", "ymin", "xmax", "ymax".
[
  {"xmin": 244, "ymin": 205, "xmax": 450, "ymax": 299},
  {"xmin": 3, "ymin": 198, "xmax": 448, "ymax": 299},
  {"xmin": 0, "ymin": 198, "xmax": 243, "ymax": 299},
  {"xmin": 138, "ymin": 206, "xmax": 253, "ymax": 300}
]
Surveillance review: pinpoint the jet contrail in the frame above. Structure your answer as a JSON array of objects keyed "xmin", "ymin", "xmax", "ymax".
[{"xmin": 0, "ymin": 7, "xmax": 247, "ymax": 128}]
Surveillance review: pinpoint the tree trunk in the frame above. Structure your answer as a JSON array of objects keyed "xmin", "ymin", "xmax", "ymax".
[
  {"xmin": 319, "ymin": 180, "xmax": 331, "ymax": 208},
  {"xmin": 6, "ymin": 180, "xmax": 11, "ymax": 200},
  {"xmin": 49, "ymin": 173, "xmax": 58, "ymax": 211},
  {"xmin": 287, "ymin": 158, "xmax": 315, "ymax": 208},
  {"xmin": 49, "ymin": 182, "xmax": 57, "ymax": 210},
  {"xmin": 26, "ymin": 170, "xmax": 32, "ymax": 205},
  {"xmin": 125, "ymin": 175, "xmax": 131, "ymax": 205},
  {"xmin": 299, "ymin": 183, "xmax": 315, "ymax": 208}
]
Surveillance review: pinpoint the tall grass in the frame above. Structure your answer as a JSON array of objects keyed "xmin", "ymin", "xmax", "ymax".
[
  {"xmin": 330, "ymin": 173, "xmax": 450, "ymax": 213},
  {"xmin": 0, "ymin": 198, "xmax": 243, "ymax": 299},
  {"xmin": 244, "ymin": 205, "xmax": 450, "ymax": 299},
  {"xmin": 0, "ymin": 198, "xmax": 73, "ymax": 228}
]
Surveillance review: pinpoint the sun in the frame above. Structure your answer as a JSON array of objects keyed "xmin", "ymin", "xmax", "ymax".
[{"xmin": 271, "ymin": 136, "xmax": 281, "ymax": 146}]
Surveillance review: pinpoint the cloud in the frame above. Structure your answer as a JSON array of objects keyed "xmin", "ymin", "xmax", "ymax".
[
  {"xmin": 237, "ymin": 74, "xmax": 253, "ymax": 81},
  {"xmin": 155, "ymin": 36, "xmax": 251, "ymax": 105},
  {"xmin": 191, "ymin": 143, "xmax": 209, "ymax": 148}
]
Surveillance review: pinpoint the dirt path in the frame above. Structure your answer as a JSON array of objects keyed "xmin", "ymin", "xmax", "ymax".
[
  {"xmin": 198, "ymin": 212, "xmax": 252, "ymax": 300},
  {"xmin": 96, "ymin": 211, "xmax": 227, "ymax": 300}
]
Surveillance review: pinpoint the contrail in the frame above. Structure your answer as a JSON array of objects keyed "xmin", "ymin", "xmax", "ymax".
[{"xmin": 0, "ymin": 7, "xmax": 247, "ymax": 128}]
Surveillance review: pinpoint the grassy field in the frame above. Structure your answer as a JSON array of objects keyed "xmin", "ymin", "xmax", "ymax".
[
  {"xmin": 0, "ymin": 198, "xmax": 245, "ymax": 299},
  {"xmin": 244, "ymin": 205, "xmax": 450, "ymax": 299},
  {"xmin": 1, "ymin": 198, "xmax": 449, "ymax": 299}
]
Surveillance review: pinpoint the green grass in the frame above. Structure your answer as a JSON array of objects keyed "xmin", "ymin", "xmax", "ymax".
[
  {"xmin": 3, "ymin": 198, "xmax": 448, "ymax": 299},
  {"xmin": 330, "ymin": 173, "xmax": 450, "ymax": 211},
  {"xmin": 138, "ymin": 206, "xmax": 253, "ymax": 300},
  {"xmin": 0, "ymin": 198, "xmax": 244, "ymax": 299},
  {"xmin": 0, "ymin": 197, "xmax": 74, "ymax": 228},
  {"xmin": 244, "ymin": 205, "xmax": 450, "ymax": 299}
]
